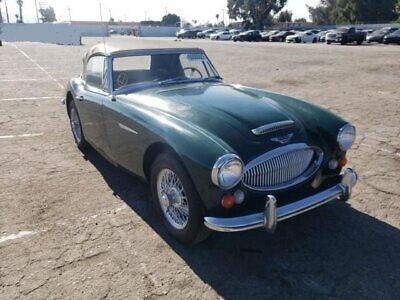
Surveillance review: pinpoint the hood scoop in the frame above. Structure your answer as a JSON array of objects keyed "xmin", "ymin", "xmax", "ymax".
[{"xmin": 251, "ymin": 120, "xmax": 295, "ymax": 136}]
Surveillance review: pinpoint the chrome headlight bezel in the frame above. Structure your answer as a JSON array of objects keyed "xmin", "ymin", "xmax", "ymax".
[
  {"xmin": 337, "ymin": 124, "xmax": 356, "ymax": 151},
  {"xmin": 211, "ymin": 154, "xmax": 244, "ymax": 190}
]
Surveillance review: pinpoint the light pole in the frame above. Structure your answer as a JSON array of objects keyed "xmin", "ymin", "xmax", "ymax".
[
  {"xmin": 33, "ymin": 0, "xmax": 39, "ymax": 22},
  {"xmin": 4, "ymin": 0, "xmax": 9, "ymax": 23},
  {"xmin": 0, "ymin": 1, "xmax": 3, "ymax": 23}
]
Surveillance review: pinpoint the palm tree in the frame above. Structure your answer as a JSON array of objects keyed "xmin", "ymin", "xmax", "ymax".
[{"xmin": 16, "ymin": 0, "xmax": 23, "ymax": 23}]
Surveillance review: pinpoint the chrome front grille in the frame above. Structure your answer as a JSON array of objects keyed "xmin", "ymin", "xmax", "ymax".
[{"xmin": 242, "ymin": 144, "xmax": 322, "ymax": 191}]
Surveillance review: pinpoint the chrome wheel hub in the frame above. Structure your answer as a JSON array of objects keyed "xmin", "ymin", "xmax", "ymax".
[
  {"xmin": 156, "ymin": 169, "xmax": 189, "ymax": 230},
  {"xmin": 70, "ymin": 108, "xmax": 82, "ymax": 143}
]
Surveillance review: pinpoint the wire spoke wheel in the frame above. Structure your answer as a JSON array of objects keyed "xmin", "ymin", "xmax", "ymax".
[
  {"xmin": 157, "ymin": 168, "xmax": 189, "ymax": 230},
  {"xmin": 70, "ymin": 108, "xmax": 82, "ymax": 144}
]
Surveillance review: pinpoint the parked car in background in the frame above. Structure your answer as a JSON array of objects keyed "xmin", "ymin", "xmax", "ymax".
[
  {"xmin": 64, "ymin": 44, "xmax": 358, "ymax": 243},
  {"xmin": 326, "ymin": 27, "xmax": 366, "ymax": 45},
  {"xmin": 177, "ymin": 29, "xmax": 201, "ymax": 39},
  {"xmin": 232, "ymin": 30, "xmax": 262, "ymax": 42},
  {"xmin": 383, "ymin": 29, "xmax": 400, "ymax": 45},
  {"xmin": 270, "ymin": 31, "xmax": 296, "ymax": 42},
  {"xmin": 229, "ymin": 29, "xmax": 242, "ymax": 36},
  {"xmin": 261, "ymin": 30, "xmax": 279, "ymax": 42},
  {"xmin": 286, "ymin": 30, "xmax": 318, "ymax": 43},
  {"xmin": 210, "ymin": 30, "xmax": 232, "ymax": 41},
  {"xmin": 367, "ymin": 27, "xmax": 399, "ymax": 43},
  {"xmin": 317, "ymin": 31, "xmax": 328, "ymax": 42},
  {"xmin": 197, "ymin": 29, "xmax": 217, "ymax": 39}
]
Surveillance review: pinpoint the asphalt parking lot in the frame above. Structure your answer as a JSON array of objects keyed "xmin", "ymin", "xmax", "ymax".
[{"xmin": 1, "ymin": 36, "xmax": 399, "ymax": 299}]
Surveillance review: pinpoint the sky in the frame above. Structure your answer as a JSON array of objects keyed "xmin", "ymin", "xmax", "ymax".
[{"xmin": 1, "ymin": 0, "xmax": 320, "ymax": 24}]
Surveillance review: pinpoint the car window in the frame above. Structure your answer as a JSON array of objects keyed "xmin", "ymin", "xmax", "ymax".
[
  {"xmin": 86, "ymin": 56, "xmax": 105, "ymax": 89},
  {"xmin": 180, "ymin": 54, "xmax": 212, "ymax": 79},
  {"xmin": 112, "ymin": 53, "xmax": 219, "ymax": 90},
  {"xmin": 113, "ymin": 56, "xmax": 151, "ymax": 71}
]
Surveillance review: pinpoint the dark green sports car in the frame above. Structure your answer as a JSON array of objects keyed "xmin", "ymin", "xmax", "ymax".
[{"xmin": 63, "ymin": 44, "xmax": 358, "ymax": 243}]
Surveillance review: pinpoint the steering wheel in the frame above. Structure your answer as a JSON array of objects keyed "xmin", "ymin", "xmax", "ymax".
[
  {"xmin": 183, "ymin": 67, "xmax": 203, "ymax": 79},
  {"xmin": 116, "ymin": 72, "xmax": 129, "ymax": 87}
]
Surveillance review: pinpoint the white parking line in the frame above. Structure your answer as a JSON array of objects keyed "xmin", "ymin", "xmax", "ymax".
[
  {"xmin": 0, "ymin": 78, "xmax": 69, "ymax": 82},
  {"xmin": 0, "ymin": 231, "xmax": 40, "ymax": 244},
  {"xmin": 0, "ymin": 133, "xmax": 44, "ymax": 139},
  {"xmin": 360, "ymin": 143, "xmax": 400, "ymax": 158},
  {"xmin": 11, "ymin": 44, "xmax": 64, "ymax": 90},
  {"xmin": 0, "ymin": 96, "xmax": 59, "ymax": 102}
]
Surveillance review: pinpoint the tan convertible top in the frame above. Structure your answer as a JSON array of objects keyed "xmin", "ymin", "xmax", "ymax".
[{"xmin": 83, "ymin": 43, "xmax": 205, "ymax": 64}]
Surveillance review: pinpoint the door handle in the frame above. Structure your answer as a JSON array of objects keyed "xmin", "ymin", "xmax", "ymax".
[{"xmin": 76, "ymin": 95, "xmax": 85, "ymax": 101}]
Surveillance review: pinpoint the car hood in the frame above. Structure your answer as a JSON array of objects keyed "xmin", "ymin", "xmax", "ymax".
[{"xmin": 118, "ymin": 82, "xmax": 342, "ymax": 161}]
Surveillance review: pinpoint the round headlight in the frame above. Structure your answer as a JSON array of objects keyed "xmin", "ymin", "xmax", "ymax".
[
  {"xmin": 337, "ymin": 124, "xmax": 356, "ymax": 151},
  {"xmin": 211, "ymin": 154, "xmax": 244, "ymax": 189}
]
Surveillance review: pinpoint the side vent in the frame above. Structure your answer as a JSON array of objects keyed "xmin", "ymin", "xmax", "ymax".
[{"xmin": 252, "ymin": 120, "xmax": 295, "ymax": 136}]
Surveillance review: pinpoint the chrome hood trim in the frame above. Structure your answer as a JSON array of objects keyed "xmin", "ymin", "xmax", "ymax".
[{"xmin": 251, "ymin": 120, "xmax": 295, "ymax": 136}]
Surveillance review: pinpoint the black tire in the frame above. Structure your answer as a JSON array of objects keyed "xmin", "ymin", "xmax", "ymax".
[
  {"xmin": 327, "ymin": 41, "xmax": 331, "ymax": 45},
  {"xmin": 150, "ymin": 152, "xmax": 210, "ymax": 244},
  {"xmin": 68, "ymin": 100, "xmax": 89, "ymax": 151},
  {"xmin": 357, "ymin": 39, "xmax": 363, "ymax": 45}
]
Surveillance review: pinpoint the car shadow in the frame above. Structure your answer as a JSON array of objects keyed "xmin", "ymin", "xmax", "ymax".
[{"xmin": 84, "ymin": 150, "xmax": 400, "ymax": 299}]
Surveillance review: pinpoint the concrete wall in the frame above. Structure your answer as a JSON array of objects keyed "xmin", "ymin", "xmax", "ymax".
[
  {"xmin": 0, "ymin": 23, "xmax": 108, "ymax": 45},
  {"xmin": 139, "ymin": 26, "xmax": 179, "ymax": 37}
]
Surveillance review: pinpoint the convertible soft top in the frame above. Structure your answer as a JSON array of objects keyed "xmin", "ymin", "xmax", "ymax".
[{"xmin": 84, "ymin": 44, "xmax": 205, "ymax": 63}]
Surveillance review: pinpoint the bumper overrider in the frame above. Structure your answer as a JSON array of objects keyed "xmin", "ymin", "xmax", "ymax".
[{"xmin": 204, "ymin": 168, "xmax": 358, "ymax": 233}]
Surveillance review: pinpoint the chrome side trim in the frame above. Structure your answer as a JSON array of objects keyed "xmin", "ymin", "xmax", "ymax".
[
  {"xmin": 252, "ymin": 120, "xmax": 295, "ymax": 136},
  {"xmin": 118, "ymin": 123, "xmax": 138, "ymax": 135},
  {"xmin": 204, "ymin": 168, "xmax": 358, "ymax": 233}
]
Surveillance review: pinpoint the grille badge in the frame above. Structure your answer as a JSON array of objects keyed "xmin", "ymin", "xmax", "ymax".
[{"xmin": 271, "ymin": 133, "xmax": 293, "ymax": 144}]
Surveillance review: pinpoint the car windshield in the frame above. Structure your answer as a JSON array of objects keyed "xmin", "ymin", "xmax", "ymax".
[
  {"xmin": 372, "ymin": 28, "xmax": 389, "ymax": 35},
  {"xmin": 112, "ymin": 53, "xmax": 220, "ymax": 91},
  {"xmin": 338, "ymin": 27, "xmax": 350, "ymax": 33},
  {"xmin": 392, "ymin": 29, "xmax": 400, "ymax": 35}
]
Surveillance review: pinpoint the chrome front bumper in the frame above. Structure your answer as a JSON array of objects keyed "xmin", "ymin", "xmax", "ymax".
[{"xmin": 204, "ymin": 168, "xmax": 358, "ymax": 233}]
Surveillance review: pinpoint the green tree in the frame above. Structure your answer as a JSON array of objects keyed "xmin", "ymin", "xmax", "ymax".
[
  {"xmin": 276, "ymin": 9, "xmax": 292, "ymax": 23},
  {"xmin": 294, "ymin": 18, "xmax": 308, "ymax": 23},
  {"xmin": 39, "ymin": 6, "xmax": 56, "ymax": 23},
  {"xmin": 309, "ymin": 0, "xmax": 398, "ymax": 24},
  {"xmin": 307, "ymin": 0, "xmax": 336, "ymax": 25},
  {"xmin": 161, "ymin": 13, "xmax": 180, "ymax": 26},
  {"xmin": 397, "ymin": 0, "xmax": 400, "ymax": 21},
  {"xmin": 227, "ymin": 0, "xmax": 288, "ymax": 29}
]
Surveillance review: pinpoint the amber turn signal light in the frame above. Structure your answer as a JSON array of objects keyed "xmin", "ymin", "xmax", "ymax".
[
  {"xmin": 338, "ymin": 156, "xmax": 348, "ymax": 168},
  {"xmin": 221, "ymin": 194, "xmax": 235, "ymax": 209}
]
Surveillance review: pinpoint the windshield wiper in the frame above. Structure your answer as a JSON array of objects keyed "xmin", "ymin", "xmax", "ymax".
[
  {"xmin": 202, "ymin": 75, "xmax": 223, "ymax": 82},
  {"xmin": 158, "ymin": 76, "xmax": 189, "ymax": 86}
]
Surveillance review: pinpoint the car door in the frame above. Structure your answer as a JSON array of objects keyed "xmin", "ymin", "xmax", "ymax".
[
  {"xmin": 348, "ymin": 27, "xmax": 356, "ymax": 40},
  {"xmin": 75, "ymin": 55, "xmax": 111, "ymax": 155},
  {"xmin": 102, "ymin": 55, "xmax": 154, "ymax": 174}
]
